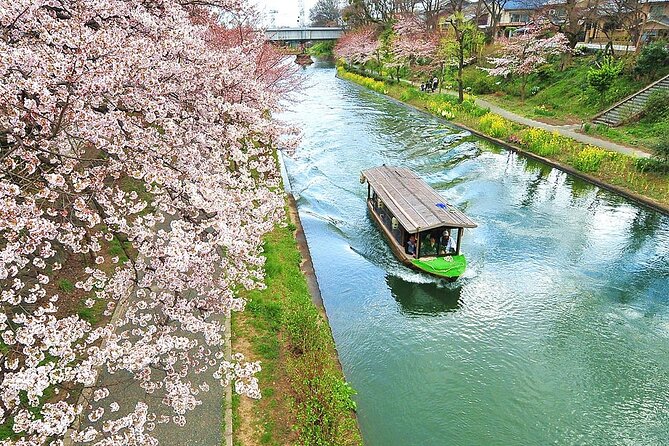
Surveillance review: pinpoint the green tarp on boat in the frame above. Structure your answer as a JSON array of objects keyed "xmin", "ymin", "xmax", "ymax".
[{"xmin": 411, "ymin": 255, "xmax": 466, "ymax": 279}]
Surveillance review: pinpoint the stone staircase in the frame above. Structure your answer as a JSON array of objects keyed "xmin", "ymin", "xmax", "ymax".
[{"xmin": 592, "ymin": 74, "xmax": 669, "ymax": 127}]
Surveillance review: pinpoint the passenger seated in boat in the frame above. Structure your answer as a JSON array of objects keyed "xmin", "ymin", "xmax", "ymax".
[
  {"xmin": 439, "ymin": 230, "xmax": 456, "ymax": 254},
  {"xmin": 422, "ymin": 235, "xmax": 438, "ymax": 256},
  {"xmin": 406, "ymin": 235, "xmax": 416, "ymax": 257}
]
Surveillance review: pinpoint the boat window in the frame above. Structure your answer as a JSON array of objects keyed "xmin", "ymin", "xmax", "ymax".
[
  {"xmin": 420, "ymin": 232, "xmax": 439, "ymax": 257},
  {"xmin": 438, "ymin": 228, "xmax": 457, "ymax": 256}
]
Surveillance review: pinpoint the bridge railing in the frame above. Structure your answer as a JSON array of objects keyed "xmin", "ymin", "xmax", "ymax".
[{"xmin": 264, "ymin": 27, "xmax": 344, "ymax": 42}]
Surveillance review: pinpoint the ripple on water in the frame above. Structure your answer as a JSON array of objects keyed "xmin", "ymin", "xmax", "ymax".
[{"xmin": 281, "ymin": 65, "xmax": 669, "ymax": 446}]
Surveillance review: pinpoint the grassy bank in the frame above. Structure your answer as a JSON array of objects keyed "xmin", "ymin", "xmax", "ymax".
[
  {"xmin": 442, "ymin": 57, "xmax": 669, "ymax": 150},
  {"xmin": 231, "ymin": 209, "xmax": 362, "ymax": 446},
  {"xmin": 338, "ymin": 66, "xmax": 669, "ymax": 210}
]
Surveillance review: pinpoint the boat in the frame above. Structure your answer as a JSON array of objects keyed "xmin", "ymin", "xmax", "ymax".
[{"xmin": 360, "ymin": 165, "xmax": 477, "ymax": 280}]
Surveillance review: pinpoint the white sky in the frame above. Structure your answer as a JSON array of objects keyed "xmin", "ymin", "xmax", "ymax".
[{"xmin": 252, "ymin": 0, "xmax": 320, "ymax": 28}]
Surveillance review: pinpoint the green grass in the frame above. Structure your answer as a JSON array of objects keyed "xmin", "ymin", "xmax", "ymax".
[
  {"xmin": 108, "ymin": 236, "xmax": 130, "ymax": 264},
  {"xmin": 57, "ymin": 278, "xmax": 75, "ymax": 293},
  {"xmin": 231, "ymin": 217, "xmax": 362, "ymax": 446},
  {"xmin": 587, "ymin": 119, "xmax": 669, "ymax": 151},
  {"xmin": 450, "ymin": 56, "xmax": 658, "ymax": 124},
  {"xmin": 77, "ymin": 297, "xmax": 106, "ymax": 325}
]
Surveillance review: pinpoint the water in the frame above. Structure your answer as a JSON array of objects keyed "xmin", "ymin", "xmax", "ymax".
[{"xmin": 281, "ymin": 60, "xmax": 669, "ymax": 446}]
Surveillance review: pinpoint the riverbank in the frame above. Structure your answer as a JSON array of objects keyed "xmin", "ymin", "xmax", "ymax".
[
  {"xmin": 337, "ymin": 66, "xmax": 669, "ymax": 215},
  {"xmin": 230, "ymin": 198, "xmax": 362, "ymax": 445}
]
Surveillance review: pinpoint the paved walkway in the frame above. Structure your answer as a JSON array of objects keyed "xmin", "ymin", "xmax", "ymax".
[{"xmin": 470, "ymin": 95, "xmax": 650, "ymax": 158}]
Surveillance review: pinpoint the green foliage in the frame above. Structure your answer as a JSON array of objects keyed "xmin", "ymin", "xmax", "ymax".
[
  {"xmin": 634, "ymin": 41, "xmax": 669, "ymax": 79},
  {"xmin": 634, "ymin": 157, "xmax": 669, "ymax": 174},
  {"xmin": 308, "ymin": 40, "xmax": 336, "ymax": 57},
  {"xmin": 572, "ymin": 146, "xmax": 608, "ymax": 172},
  {"xmin": 478, "ymin": 113, "xmax": 513, "ymax": 139},
  {"xmin": 587, "ymin": 56, "xmax": 624, "ymax": 96},
  {"xmin": 0, "ymin": 420, "xmax": 13, "ymax": 440},
  {"xmin": 58, "ymin": 279, "xmax": 74, "ymax": 293},
  {"xmin": 461, "ymin": 68, "xmax": 497, "ymax": 94},
  {"xmin": 460, "ymin": 98, "xmax": 488, "ymax": 117},
  {"xmin": 652, "ymin": 133, "xmax": 669, "ymax": 165},
  {"xmin": 399, "ymin": 87, "xmax": 421, "ymax": 102},
  {"xmin": 643, "ymin": 90, "xmax": 669, "ymax": 122},
  {"xmin": 296, "ymin": 371, "xmax": 358, "ymax": 444}
]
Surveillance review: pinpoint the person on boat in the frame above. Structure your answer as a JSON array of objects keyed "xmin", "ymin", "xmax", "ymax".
[
  {"xmin": 422, "ymin": 235, "xmax": 438, "ymax": 256},
  {"xmin": 440, "ymin": 230, "xmax": 456, "ymax": 254},
  {"xmin": 406, "ymin": 235, "xmax": 417, "ymax": 257}
]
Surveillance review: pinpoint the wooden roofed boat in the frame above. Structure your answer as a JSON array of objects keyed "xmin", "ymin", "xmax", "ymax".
[{"xmin": 360, "ymin": 165, "xmax": 477, "ymax": 280}]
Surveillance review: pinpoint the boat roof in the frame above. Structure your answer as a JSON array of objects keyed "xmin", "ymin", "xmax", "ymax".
[{"xmin": 361, "ymin": 165, "xmax": 477, "ymax": 232}]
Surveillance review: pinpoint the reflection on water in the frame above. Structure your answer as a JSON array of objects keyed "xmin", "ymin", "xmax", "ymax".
[
  {"xmin": 386, "ymin": 275, "xmax": 461, "ymax": 315},
  {"xmin": 281, "ymin": 61, "xmax": 669, "ymax": 446}
]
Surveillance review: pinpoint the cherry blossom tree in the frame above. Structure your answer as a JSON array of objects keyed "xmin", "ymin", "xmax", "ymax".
[
  {"xmin": 484, "ymin": 27, "xmax": 570, "ymax": 101},
  {"xmin": 0, "ymin": 0, "xmax": 296, "ymax": 444},
  {"xmin": 387, "ymin": 14, "xmax": 437, "ymax": 81},
  {"xmin": 380, "ymin": 14, "xmax": 438, "ymax": 81},
  {"xmin": 334, "ymin": 26, "xmax": 381, "ymax": 67}
]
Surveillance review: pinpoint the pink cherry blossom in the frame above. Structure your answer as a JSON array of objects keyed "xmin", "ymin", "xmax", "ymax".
[{"xmin": 0, "ymin": 0, "xmax": 297, "ymax": 444}]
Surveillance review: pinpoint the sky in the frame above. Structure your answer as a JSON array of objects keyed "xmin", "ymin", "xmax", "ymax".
[{"xmin": 252, "ymin": 0, "xmax": 321, "ymax": 28}]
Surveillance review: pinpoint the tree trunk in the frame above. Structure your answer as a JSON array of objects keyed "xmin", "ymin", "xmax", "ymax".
[
  {"xmin": 521, "ymin": 75, "xmax": 527, "ymax": 102},
  {"xmin": 458, "ymin": 43, "xmax": 465, "ymax": 103},
  {"xmin": 439, "ymin": 63, "xmax": 444, "ymax": 94}
]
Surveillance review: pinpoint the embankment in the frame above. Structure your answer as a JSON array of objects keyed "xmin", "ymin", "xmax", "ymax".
[
  {"xmin": 230, "ymin": 189, "xmax": 362, "ymax": 445},
  {"xmin": 337, "ymin": 66, "xmax": 669, "ymax": 216}
]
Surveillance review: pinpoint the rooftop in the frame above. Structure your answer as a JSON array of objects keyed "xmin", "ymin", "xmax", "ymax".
[{"xmin": 361, "ymin": 165, "xmax": 477, "ymax": 233}]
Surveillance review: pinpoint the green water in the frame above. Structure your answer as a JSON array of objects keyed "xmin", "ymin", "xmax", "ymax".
[{"xmin": 281, "ymin": 61, "xmax": 669, "ymax": 445}]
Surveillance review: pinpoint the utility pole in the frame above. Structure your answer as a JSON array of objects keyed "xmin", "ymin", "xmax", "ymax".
[{"xmin": 297, "ymin": 0, "xmax": 305, "ymax": 27}]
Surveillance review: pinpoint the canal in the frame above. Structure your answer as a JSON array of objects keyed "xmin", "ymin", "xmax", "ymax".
[{"xmin": 281, "ymin": 60, "xmax": 669, "ymax": 445}]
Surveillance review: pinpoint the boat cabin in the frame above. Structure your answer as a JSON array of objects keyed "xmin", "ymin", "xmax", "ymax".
[{"xmin": 360, "ymin": 165, "xmax": 477, "ymax": 279}]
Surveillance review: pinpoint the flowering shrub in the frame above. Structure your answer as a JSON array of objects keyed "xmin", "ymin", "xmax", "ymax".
[
  {"xmin": 478, "ymin": 113, "xmax": 514, "ymax": 139},
  {"xmin": 517, "ymin": 128, "xmax": 565, "ymax": 156},
  {"xmin": 572, "ymin": 146, "xmax": 609, "ymax": 172},
  {"xmin": 422, "ymin": 98, "xmax": 456, "ymax": 120},
  {"xmin": 338, "ymin": 68, "xmax": 387, "ymax": 94}
]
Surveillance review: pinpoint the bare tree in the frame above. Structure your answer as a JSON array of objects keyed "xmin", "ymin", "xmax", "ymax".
[
  {"xmin": 310, "ymin": 0, "xmax": 343, "ymax": 26},
  {"xmin": 598, "ymin": 0, "xmax": 647, "ymax": 49},
  {"xmin": 418, "ymin": 0, "xmax": 447, "ymax": 29},
  {"xmin": 533, "ymin": 0, "xmax": 599, "ymax": 48},
  {"xmin": 481, "ymin": 0, "xmax": 512, "ymax": 41},
  {"xmin": 342, "ymin": 0, "xmax": 419, "ymax": 25}
]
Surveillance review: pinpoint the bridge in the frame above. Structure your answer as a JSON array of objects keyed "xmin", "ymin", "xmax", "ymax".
[{"xmin": 264, "ymin": 27, "xmax": 344, "ymax": 43}]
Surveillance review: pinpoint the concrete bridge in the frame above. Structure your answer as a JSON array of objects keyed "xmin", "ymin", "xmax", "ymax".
[{"xmin": 264, "ymin": 27, "xmax": 344, "ymax": 43}]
